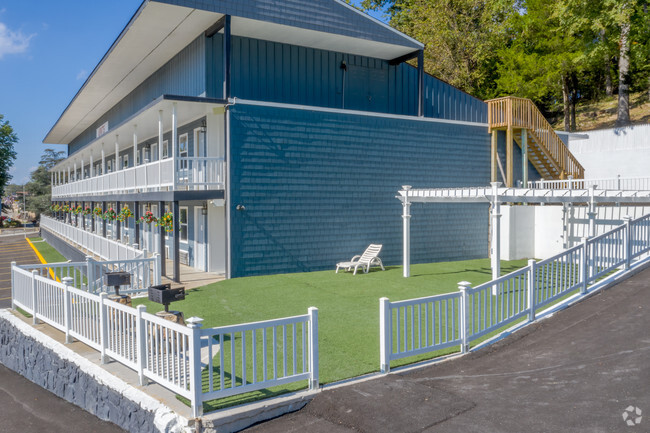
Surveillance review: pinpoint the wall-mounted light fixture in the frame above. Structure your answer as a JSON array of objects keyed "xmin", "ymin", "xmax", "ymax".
[
  {"xmin": 236, "ymin": 204, "xmax": 246, "ymax": 211},
  {"xmin": 202, "ymin": 202, "xmax": 208, "ymax": 215}
]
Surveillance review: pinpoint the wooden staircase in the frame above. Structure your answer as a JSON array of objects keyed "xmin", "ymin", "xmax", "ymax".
[{"xmin": 486, "ymin": 96, "xmax": 584, "ymax": 185}]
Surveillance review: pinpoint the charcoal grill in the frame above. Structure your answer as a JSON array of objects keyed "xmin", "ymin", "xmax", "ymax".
[
  {"xmin": 148, "ymin": 283, "xmax": 186, "ymax": 312},
  {"xmin": 104, "ymin": 271, "xmax": 131, "ymax": 296}
]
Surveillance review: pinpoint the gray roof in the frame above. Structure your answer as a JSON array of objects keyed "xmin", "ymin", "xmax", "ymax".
[{"xmin": 155, "ymin": 0, "xmax": 423, "ymax": 51}]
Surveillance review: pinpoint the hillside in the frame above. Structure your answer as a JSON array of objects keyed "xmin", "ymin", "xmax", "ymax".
[{"xmin": 551, "ymin": 91, "xmax": 650, "ymax": 132}]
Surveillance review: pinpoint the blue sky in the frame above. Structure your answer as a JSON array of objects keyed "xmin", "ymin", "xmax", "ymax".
[{"xmin": 0, "ymin": 0, "xmax": 385, "ymax": 185}]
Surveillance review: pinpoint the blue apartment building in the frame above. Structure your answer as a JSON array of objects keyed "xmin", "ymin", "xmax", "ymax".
[{"xmin": 44, "ymin": 0, "xmax": 535, "ymax": 280}]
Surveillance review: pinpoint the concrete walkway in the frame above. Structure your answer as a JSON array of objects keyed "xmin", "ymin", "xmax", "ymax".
[
  {"xmin": 246, "ymin": 267, "xmax": 650, "ymax": 432},
  {"xmin": 0, "ymin": 235, "xmax": 40, "ymax": 309}
]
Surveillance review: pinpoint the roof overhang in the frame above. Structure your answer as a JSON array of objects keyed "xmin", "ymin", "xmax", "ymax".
[
  {"xmin": 45, "ymin": 0, "xmax": 424, "ymax": 147},
  {"xmin": 44, "ymin": 2, "xmax": 223, "ymax": 145}
]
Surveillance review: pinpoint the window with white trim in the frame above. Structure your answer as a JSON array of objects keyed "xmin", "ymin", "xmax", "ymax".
[{"xmin": 180, "ymin": 207, "xmax": 188, "ymax": 243}]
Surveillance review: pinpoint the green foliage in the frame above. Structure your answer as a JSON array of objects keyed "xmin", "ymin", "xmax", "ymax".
[
  {"xmin": 0, "ymin": 114, "xmax": 18, "ymax": 198},
  {"xmin": 25, "ymin": 149, "xmax": 65, "ymax": 218},
  {"xmin": 361, "ymin": 0, "xmax": 650, "ymax": 126}
]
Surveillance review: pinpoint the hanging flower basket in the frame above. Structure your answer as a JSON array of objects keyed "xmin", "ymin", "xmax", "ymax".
[
  {"xmin": 138, "ymin": 210, "xmax": 157, "ymax": 225},
  {"xmin": 73, "ymin": 205, "xmax": 83, "ymax": 215},
  {"xmin": 156, "ymin": 212, "xmax": 174, "ymax": 232},
  {"xmin": 93, "ymin": 206, "xmax": 103, "ymax": 217},
  {"xmin": 117, "ymin": 205, "xmax": 134, "ymax": 222},
  {"xmin": 83, "ymin": 207, "xmax": 92, "ymax": 216},
  {"xmin": 62, "ymin": 204, "xmax": 71, "ymax": 213},
  {"xmin": 103, "ymin": 208, "xmax": 117, "ymax": 221}
]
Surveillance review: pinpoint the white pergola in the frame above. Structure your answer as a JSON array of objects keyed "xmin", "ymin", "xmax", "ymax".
[{"xmin": 397, "ymin": 181, "xmax": 650, "ymax": 279}]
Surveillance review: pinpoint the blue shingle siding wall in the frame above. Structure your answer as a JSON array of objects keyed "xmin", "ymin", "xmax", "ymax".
[
  {"xmin": 227, "ymin": 35, "xmax": 486, "ymax": 123},
  {"xmin": 228, "ymin": 103, "xmax": 491, "ymax": 277},
  {"xmin": 154, "ymin": 0, "xmax": 421, "ymax": 50},
  {"xmin": 69, "ymin": 36, "xmax": 206, "ymax": 155}
]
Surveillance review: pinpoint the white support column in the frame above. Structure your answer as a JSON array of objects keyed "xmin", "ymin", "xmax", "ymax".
[
  {"xmin": 133, "ymin": 124, "xmax": 138, "ymax": 166},
  {"xmin": 491, "ymin": 182, "xmax": 502, "ymax": 290},
  {"xmin": 158, "ymin": 110, "xmax": 164, "ymax": 183},
  {"xmin": 68, "ymin": 166, "xmax": 71, "ymax": 184},
  {"xmin": 101, "ymin": 146, "xmax": 106, "ymax": 175},
  {"xmin": 521, "ymin": 129, "xmax": 528, "ymax": 187},
  {"xmin": 401, "ymin": 185, "xmax": 412, "ymax": 278},
  {"xmin": 588, "ymin": 185, "xmax": 597, "ymax": 238},
  {"xmin": 89, "ymin": 153, "xmax": 94, "ymax": 178},
  {"xmin": 73, "ymin": 162, "xmax": 77, "ymax": 182},
  {"xmin": 115, "ymin": 135, "xmax": 120, "ymax": 171},
  {"xmin": 81, "ymin": 158, "xmax": 84, "ymax": 179},
  {"xmin": 172, "ymin": 103, "xmax": 177, "ymax": 159}
]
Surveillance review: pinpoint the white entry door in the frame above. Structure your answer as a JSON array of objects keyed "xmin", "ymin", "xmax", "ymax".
[{"xmin": 194, "ymin": 206, "xmax": 206, "ymax": 271}]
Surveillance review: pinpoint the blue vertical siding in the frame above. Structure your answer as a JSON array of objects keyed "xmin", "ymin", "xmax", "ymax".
[
  {"xmin": 229, "ymin": 103, "xmax": 491, "ymax": 277},
  {"xmin": 69, "ymin": 36, "xmax": 206, "ymax": 155}
]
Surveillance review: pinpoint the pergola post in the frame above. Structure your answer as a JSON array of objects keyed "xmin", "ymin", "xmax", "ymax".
[
  {"xmin": 490, "ymin": 130, "xmax": 498, "ymax": 183},
  {"xmin": 521, "ymin": 129, "xmax": 528, "ymax": 186},
  {"xmin": 491, "ymin": 182, "xmax": 502, "ymax": 291},
  {"xmin": 402, "ymin": 185, "xmax": 412, "ymax": 278},
  {"xmin": 588, "ymin": 185, "xmax": 597, "ymax": 238}
]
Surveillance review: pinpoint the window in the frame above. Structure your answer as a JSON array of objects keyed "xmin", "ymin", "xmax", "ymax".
[
  {"xmin": 107, "ymin": 160, "xmax": 113, "ymax": 173},
  {"xmin": 179, "ymin": 133, "xmax": 188, "ymax": 157},
  {"xmin": 136, "ymin": 149, "xmax": 140, "ymax": 166},
  {"xmin": 123, "ymin": 154, "xmax": 129, "ymax": 169},
  {"xmin": 180, "ymin": 207, "xmax": 188, "ymax": 243},
  {"xmin": 162, "ymin": 140, "xmax": 169, "ymax": 159}
]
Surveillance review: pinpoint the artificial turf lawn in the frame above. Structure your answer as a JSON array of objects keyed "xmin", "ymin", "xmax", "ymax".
[
  {"xmin": 132, "ymin": 258, "xmax": 529, "ymax": 387},
  {"xmin": 28, "ymin": 237, "xmax": 67, "ymax": 263}
]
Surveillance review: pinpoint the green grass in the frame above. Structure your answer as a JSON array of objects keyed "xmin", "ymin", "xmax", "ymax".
[
  {"xmin": 132, "ymin": 258, "xmax": 529, "ymax": 410},
  {"xmin": 29, "ymin": 237, "xmax": 67, "ymax": 263}
]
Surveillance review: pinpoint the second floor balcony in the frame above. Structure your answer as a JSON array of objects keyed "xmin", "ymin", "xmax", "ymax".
[
  {"xmin": 49, "ymin": 96, "xmax": 227, "ymax": 200},
  {"xmin": 51, "ymin": 156, "xmax": 225, "ymax": 198}
]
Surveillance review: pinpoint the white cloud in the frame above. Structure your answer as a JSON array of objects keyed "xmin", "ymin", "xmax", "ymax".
[
  {"xmin": 76, "ymin": 69, "xmax": 88, "ymax": 80},
  {"xmin": 0, "ymin": 22, "xmax": 35, "ymax": 59}
]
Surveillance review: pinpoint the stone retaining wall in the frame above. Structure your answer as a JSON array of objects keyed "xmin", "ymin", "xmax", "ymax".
[{"xmin": 0, "ymin": 310, "xmax": 191, "ymax": 433}]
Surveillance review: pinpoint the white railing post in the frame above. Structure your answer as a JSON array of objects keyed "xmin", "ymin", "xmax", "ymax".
[
  {"xmin": 308, "ymin": 307, "xmax": 319, "ymax": 390},
  {"xmin": 401, "ymin": 186, "xmax": 412, "ymax": 278},
  {"xmin": 86, "ymin": 256, "xmax": 95, "ymax": 293},
  {"xmin": 142, "ymin": 249, "xmax": 150, "ymax": 288},
  {"xmin": 580, "ymin": 237, "xmax": 589, "ymax": 294},
  {"xmin": 623, "ymin": 215, "xmax": 632, "ymax": 270},
  {"xmin": 62, "ymin": 276, "xmax": 74, "ymax": 343},
  {"xmin": 31, "ymin": 270, "xmax": 39, "ymax": 325},
  {"xmin": 135, "ymin": 304, "xmax": 148, "ymax": 386},
  {"xmin": 10, "ymin": 261, "xmax": 16, "ymax": 310},
  {"xmin": 186, "ymin": 317, "xmax": 204, "ymax": 418},
  {"xmin": 458, "ymin": 281, "xmax": 471, "ymax": 353},
  {"xmin": 154, "ymin": 253, "xmax": 161, "ymax": 285},
  {"xmin": 527, "ymin": 259, "xmax": 536, "ymax": 322},
  {"xmin": 379, "ymin": 297, "xmax": 391, "ymax": 373},
  {"xmin": 99, "ymin": 292, "xmax": 109, "ymax": 364}
]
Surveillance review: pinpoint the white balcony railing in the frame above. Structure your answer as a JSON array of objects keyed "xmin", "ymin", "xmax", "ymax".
[
  {"xmin": 52, "ymin": 157, "xmax": 225, "ymax": 198},
  {"xmin": 40, "ymin": 215, "xmax": 145, "ymax": 262}
]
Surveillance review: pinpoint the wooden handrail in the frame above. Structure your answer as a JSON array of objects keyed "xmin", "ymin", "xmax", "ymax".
[{"xmin": 486, "ymin": 96, "xmax": 584, "ymax": 179}]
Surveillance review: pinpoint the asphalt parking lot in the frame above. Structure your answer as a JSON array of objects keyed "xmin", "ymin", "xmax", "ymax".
[
  {"xmin": 246, "ymin": 267, "xmax": 650, "ymax": 433},
  {"xmin": 0, "ymin": 234, "xmax": 40, "ymax": 309}
]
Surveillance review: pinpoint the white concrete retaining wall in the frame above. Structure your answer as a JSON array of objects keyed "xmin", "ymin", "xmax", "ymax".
[
  {"xmin": 568, "ymin": 124, "xmax": 650, "ymax": 179},
  {"xmin": 501, "ymin": 205, "xmax": 650, "ymax": 260}
]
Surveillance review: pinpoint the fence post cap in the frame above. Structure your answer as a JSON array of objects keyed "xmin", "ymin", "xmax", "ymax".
[
  {"xmin": 186, "ymin": 317, "xmax": 203, "ymax": 327},
  {"xmin": 379, "ymin": 297, "xmax": 390, "ymax": 302},
  {"xmin": 62, "ymin": 276, "xmax": 74, "ymax": 285},
  {"xmin": 458, "ymin": 281, "xmax": 471, "ymax": 291},
  {"xmin": 31, "ymin": 269, "xmax": 38, "ymax": 275},
  {"xmin": 308, "ymin": 306, "xmax": 318, "ymax": 312},
  {"xmin": 581, "ymin": 236, "xmax": 589, "ymax": 244},
  {"xmin": 136, "ymin": 304, "xmax": 146, "ymax": 312},
  {"xmin": 623, "ymin": 215, "xmax": 632, "ymax": 222}
]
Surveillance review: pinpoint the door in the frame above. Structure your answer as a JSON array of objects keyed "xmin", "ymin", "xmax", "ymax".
[{"xmin": 194, "ymin": 206, "xmax": 206, "ymax": 271}]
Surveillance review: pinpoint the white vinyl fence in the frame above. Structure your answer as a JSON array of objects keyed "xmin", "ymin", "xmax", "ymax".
[
  {"xmin": 10, "ymin": 266, "xmax": 318, "ymax": 417},
  {"xmin": 532, "ymin": 176, "xmax": 650, "ymax": 191},
  {"xmin": 40, "ymin": 215, "xmax": 145, "ymax": 261},
  {"xmin": 16, "ymin": 255, "xmax": 160, "ymax": 294},
  {"xmin": 380, "ymin": 212, "xmax": 650, "ymax": 372}
]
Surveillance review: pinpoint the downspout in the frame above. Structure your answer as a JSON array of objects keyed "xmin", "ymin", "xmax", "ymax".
[{"xmin": 340, "ymin": 60, "xmax": 347, "ymax": 109}]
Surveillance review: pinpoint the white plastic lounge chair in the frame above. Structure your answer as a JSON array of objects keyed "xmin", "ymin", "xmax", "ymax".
[{"xmin": 336, "ymin": 244, "xmax": 385, "ymax": 275}]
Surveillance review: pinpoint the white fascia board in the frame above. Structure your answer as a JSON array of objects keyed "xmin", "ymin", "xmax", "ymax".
[
  {"xmin": 232, "ymin": 16, "xmax": 418, "ymax": 60},
  {"xmin": 44, "ymin": 2, "xmax": 221, "ymax": 145}
]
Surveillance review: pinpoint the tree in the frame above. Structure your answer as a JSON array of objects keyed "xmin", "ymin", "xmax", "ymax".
[
  {"xmin": 25, "ymin": 149, "xmax": 65, "ymax": 217},
  {"xmin": 361, "ymin": 0, "xmax": 515, "ymax": 99},
  {"xmin": 0, "ymin": 115, "xmax": 18, "ymax": 198}
]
